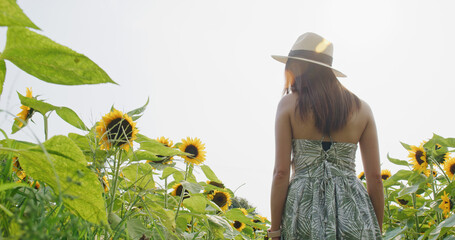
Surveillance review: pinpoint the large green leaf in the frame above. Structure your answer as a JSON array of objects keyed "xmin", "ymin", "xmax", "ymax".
[
  {"xmin": 18, "ymin": 91, "xmax": 57, "ymax": 114},
  {"xmin": 126, "ymin": 97, "xmax": 149, "ymax": 121},
  {"xmin": 387, "ymin": 154, "xmax": 409, "ymax": 167},
  {"xmin": 14, "ymin": 135, "xmax": 107, "ymax": 224},
  {"xmin": 122, "ymin": 163, "xmax": 155, "ymax": 190},
  {"xmin": 127, "ymin": 218, "xmax": 153, "ymax": 240},
  {"xmin": 2, "ymin": 27, "xmax": 116, "ymax": 86},
  {"xmin": 55, "ymin": 107, "xmax": 89, "ymax": 131},
  {"xmin": 0, "ymin": 182, "xmax": 30, "ymax": 192},
  {"xmin": 183, "ymin": 194, "xmax": 208, "ymax": 214},
  {"xmin": 136, "ymin": 134, "xmax": 189, "ymax": 157},
  {"xmin": 429, "ymin": 214, "xmax": 455, "ymax": 240},
  {"xmin": 0, "ymin": 0, "xmax": 39, "ymax": 29},
  {"xmin": 0, "ymin": 59, "xmax": 5, "ymax": 97},
  {"xmin": 200, "ymin": 165, "xmax": 220, "ymax": 182}
]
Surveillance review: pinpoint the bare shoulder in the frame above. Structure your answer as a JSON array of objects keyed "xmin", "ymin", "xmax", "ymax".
[
  {"xmin": 277, "ymin": 93, "xmax": 297, "ymax": 112},
  {"xmin": 358, "ymin": 99, "xmax": 374, "ymax": 120}
]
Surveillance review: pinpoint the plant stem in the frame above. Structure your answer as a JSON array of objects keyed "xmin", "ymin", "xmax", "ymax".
[
  {"xmin": 412, "ymin": 193, "xmax": 419, "ymax": 233},
  {"xmin": 110, "ymin": 149, "xmax": 123, "ymax": 213},
  {"xmin": 164, "ymin": 177, "xmax": 168, "ymax": 209},
  {"xmin": 384, "ymin": 187, "xmax": 392, "ymax": 227},
  {"xmin": 429, "ymin": 163, "xmax": 442, "ymax": 224},
  {"xmin": 175, "ymin": 163, "xmax": 190, "ymax": 220},
  {"xmin": 43, "ymin": 114, "xmax": 49, "ymax": 141}
]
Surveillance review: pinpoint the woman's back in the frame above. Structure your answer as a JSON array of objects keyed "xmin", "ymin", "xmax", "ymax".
[{"xmin": 283, "ymin": 92, "xmax": 370, "ymax": 144}]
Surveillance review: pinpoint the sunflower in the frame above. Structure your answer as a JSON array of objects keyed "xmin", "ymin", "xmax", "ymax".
[
  {"xmin": 15, "ymin": 87, "xmax": 35, "ymax": 128},
  {"xmin": 252, "ymin": 215, "xmax": 267, "ymax": 231},
  {"xmin": 96, "ymin": 109, "xmax": 138, "ymax": 151},
  {"xmin": 208, "ymin": 190, "xmax": 232, "ymax": 211},
  {"xmin": 357, "ymin": 171, "xmax": 365, "ymax": 180},
  {"xmin": 102, "ymin": 176, "xmax": 109, "ymax": 193},
  {"xmin": 157, "ymin": 136, "xmax": 173, "ymax": 148},
  {"xmin": 443, "ymin": 156, "xmax": 455, "ymax": 180},
  {"xmin": 147, "ymin": 136, "xmax": 174, "ymax": 164},
  {"xmin": 408, "ymin": 143, "xmax": 428, "ymax": 172},
  {"xmin": 424, "ymin": 169, "xmax": 438, "ymax": 178},
  {"xmin": 207, "ymin": 180, "xmax": 225, "ymax": 189},
  {"xmin": 381, "ymin": 169, "xmax": 391, "ymax": 181},
  {"xmin": 12, "ymin": 157, "xmax": 26, "ymax": 180},
  {"xmin": 232, "ymin": 220, "xmax": 245, "ymax": 232},
  {"xmin": 171, "ymin": 183, "xmax": 189, "ymax": 199},
  {"xmin": 438, "ymin": 191, "xmax": 453, "ymax": 216},
  {"xmin": 179, "ymin": 137, "xmax": 206, "ymax": 165}
]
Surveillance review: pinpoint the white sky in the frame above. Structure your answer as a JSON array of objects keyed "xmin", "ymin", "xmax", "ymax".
[{"xmin": 1, "ymin": 0, "xmax": 455, "ymax": 220}]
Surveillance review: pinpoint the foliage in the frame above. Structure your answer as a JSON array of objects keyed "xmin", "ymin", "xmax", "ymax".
[
  {"xmin": 0, "ymin": 1, "xmax": 269, "ymax": 239},
  {"xmin": 373, "ymin": 134, "xmax": 455, "ymax": 239}
]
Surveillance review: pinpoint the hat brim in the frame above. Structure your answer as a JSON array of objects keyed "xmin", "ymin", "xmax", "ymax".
[{"xmin": 271, "ymin": 55, "xmax": 346, "ymax": 78}]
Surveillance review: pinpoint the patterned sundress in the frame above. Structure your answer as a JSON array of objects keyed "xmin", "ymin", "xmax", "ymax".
[{"xmin": 281, "ymin": 138, "xmax": 382, "ymax": 239}]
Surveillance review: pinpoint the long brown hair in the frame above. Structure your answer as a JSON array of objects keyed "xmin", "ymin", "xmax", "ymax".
[{"xmin": 283, "ymin": 59, "xmax": 361, "ymax": 135}]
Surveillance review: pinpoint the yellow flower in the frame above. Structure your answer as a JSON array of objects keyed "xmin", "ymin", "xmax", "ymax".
[
  {"xmin": 443, "ymin": 156, "xmax": 455, "ymax": 180},
  {"xmin": 232, "ymin": 220, "xmax": 245, "ymax": 232},
  {"xmin": 156, "ymin": 136, "xmax": 173, "ymax": 148},
  {"xmin": 96, "ymin": 109, "xmax": 138, "ymax": 151},
  {"xmin": 252, "ymin": 214, "xmax": 267, "ymax": 231},
  {"xmin": 357, "ymin": 171, "xmax": 365, "ymax": 180},
  {"xmin": 408, "ymin": 143, "xmax": 427, "ymax": 172},
  {"xmin": 381, "ymin": 169, "xmax": 391, "ymax": 181},
  {"xmin": 15, "ymin": 87, "xmax": 35, "ymax": 128},
  {"xmin": 102, "ymin": 176, "xmax": 109, "ymax": 193},
  {"xmin": 12, "ymin": 157, "xmax": 26, "ymax": 180},
  {"xmin": 208, "ymin": 190, "xmax": 231, "ymax": 212},
  {"xmin": 438, "ymin": 191, "xmax": 452, "ymax": 216},
  {"xmin": 179, "ymin": 137, "xmax": 206, "ymax": 165}
]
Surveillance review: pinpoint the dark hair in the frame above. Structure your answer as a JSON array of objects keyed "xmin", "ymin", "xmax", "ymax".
[{"xmin": 283, "ymin": 60, "xmax": 361, "ymax": 135}]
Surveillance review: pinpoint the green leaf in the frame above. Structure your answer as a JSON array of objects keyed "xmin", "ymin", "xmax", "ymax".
[
  {"xmin": 132, "ymin": 150, "xmax": 162, "ymax": 162},
  {"xmin": 200, "ymin": 165, "xmax": 220, "ymax": 182},
  {"xmin": 384, "ymin": 226, "xmax": 407, "ymax": 240},
  {"xmin": 398, "ymin": 183, "xmax": 420, "ymax": 197},
  {"xmin": 2, "ymin": 27, "xmax": 116, "ymax": 86},
  {"xmin": 126, "ymin": 97, "xmax": 149, "ymax": 120},
  {"xmin": 55, "ymin": 107, "xmax": 89, "ymax": 131},
  {"xmin": 400, "ymin": 141, "xmax": 412, "ymax": 150},
  {"xmin": 181, "ymin": 180, "xmax": 203, "ymax": 194},
  {"xmin": 429, "ymin": 214, "xmax": 455, "ymax": 240},
  {"xmin": 0, "ymin": 59, "xmax": 5, "ymax": 97},
  {"xmin": 136, "ymin": 134, "xmax": 189, "ymax": 157},
  {"xmin": 206, "ymin": 215, "xmax": 236, "ymax": 239},
  {"xmin": 183, "ymin": 194, "xmax": 208, "ymax": 213},
  {"xmin": 0, "ymin": 182, "xmax": 30, "ymax": 192},
  {"xmin": 387, "ymin": 153, "xmax": 409, "ymax": 166},
  {"xmin": 122, "ymin": 163, "xmax": 155, "ymax": 190},
  {"xmin": 0, "ymin": 0, "xmax": 39, "ymax": 29},
  {"xmin": 127, "ymin": 218, "xmax": 153, "ymax": 240},
  {"xmin": 17, "ymin": 91, "xmax": 57, "ymax": 114},
  {"xmin": 161, "ymin": 167, "xmax": 179, "ymax": 180},
  {"xmin": 13, "ymin": 135, "xmax": 107, "ymax": 224}
]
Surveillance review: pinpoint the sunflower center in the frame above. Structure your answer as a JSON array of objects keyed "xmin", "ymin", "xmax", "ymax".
[
  {"xmin": 213, "ymin": 192, "xmax": 227, "ymax": 207},
  {"xmin": 397, "ymin": 199, "xmax": 408, "ymax": 205},
  {"xmin": 415, "ymin": 151, "xmax": 425, "ymax": 165},
  {"xmin": 185, "ymin": 145, "xmax": 199, "ymax": 159},
  {"xmin": 26, "ymin": 108, "xmax": 35, "ymax": 120},
  {"xmin": 450, "ymin": 164, "xmax": 455, "ymax": 175},
  {"xmin": 233, "ymin": 221, "xmax": 242, "ymax": 229},
  {"xmin": 106, "ymin": 117, "xmax": 133, "ymax": 146},
  {"xmin": 381, "ymin": 174, "xmax": 389, "ymax": 180},
  {"xmin": 209, "ymin": 181, "xmax": 225, "ymax": 188}
]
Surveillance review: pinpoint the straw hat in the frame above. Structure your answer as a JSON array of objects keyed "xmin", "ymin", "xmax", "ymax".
[{"xmin": 271, "ymin": 32, "xmax": 346, "ymax": 77}]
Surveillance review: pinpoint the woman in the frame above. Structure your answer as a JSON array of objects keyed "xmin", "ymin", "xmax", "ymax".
[{"xmin": 268, "ymin": 33, "xmax": 384, "ymax": 239}]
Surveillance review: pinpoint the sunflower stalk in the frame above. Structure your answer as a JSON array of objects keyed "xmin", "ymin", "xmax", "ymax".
[
  {"xmin": 109, "ymin": 149, "xmax": 123, "ymax": 213},
  {"xmin": 384, "ymin": 187, "xmax": 392, "ymax": 227},
  {"xmin": 175, "ymin": 163, "xmax": 190, "ymax": 220},
  {"xmin": 429, "ymin": 162, "xmax": 442, "ymax": 224},
  {"xmin": 43, "ymin": 114, "xmax": 49, "ymax": 141},
  {"xmin": 412, "ymin": 192, "xmax": 419, "ymax": 233},
  {"xmin": 430, "ymin": 155, "xmax": 452, "ymax": 184},
  {"xmin": 164, "ymin": 177, "xmax": 168, "ymax": 209}
]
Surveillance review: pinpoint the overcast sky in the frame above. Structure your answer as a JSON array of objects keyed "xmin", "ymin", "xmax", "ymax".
[{"xmin": 1, "ymin": 0, "xmax": 455, "ymax": 219}]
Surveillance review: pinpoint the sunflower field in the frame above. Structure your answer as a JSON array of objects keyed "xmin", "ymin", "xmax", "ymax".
[
  {"xmin": 0, "ymin": 1, "xmax": 269, "ymax": 239},
  {"xmin": 358, "ymin": 135, "xmax": 455, "ymax": 240}
]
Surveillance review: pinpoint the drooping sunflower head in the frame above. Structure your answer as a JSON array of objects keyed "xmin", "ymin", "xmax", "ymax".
[
  {"xmin": 438, "ymin": 191, "xmax": 453, "ymax": 216},
  {"xmin": 381, "ymin": 169, "xmax": 392, "ymax": 181},
  {"xmin": 179, "ymin": 137, "xmax": 206, "ymax": 165},
  {"xmin": 15, "ymin": 87, "xmax": 35, "ymax": 128},
  {"xmin": 443, "ymin": 156, "xmax": 455, "ymax": 180},
  {"xmin": 152, "ymin": 136, "xmax": 174, "ymax": 163},
  {"xmin": 232, "ymin": 220, "xmax": 246, "ymax": 232},
  {"xmin": 96, "ymin": 109, "xmax": 138, "ymax": 151},
  {"xmin": 252, "ymin": 215, "xmax": 267, "ymax": 231},
  {"xmin": 171, "ymin": 183, "xmax": 189, "ymax": 199},
  {"xmin": 208, "ymin": 190, "xmax": 232, "ymax": 212},
  {"xmin": 207, "ymin": 180, "xmax": 225, "ymax": 189},
  {"xmin": 396, "ymin": 198, "xmax": 409, "ymax": 206},
  {"xmin": 240, "ymin": 208, "xmax": 248, "ymax": 216},
  {"xmin": 357, "ymin": 171, "xmax": 365, "ymax": 181},
  {"xmin": 408, "ymin": 143, "xmax": 428, "ymax": 172}
]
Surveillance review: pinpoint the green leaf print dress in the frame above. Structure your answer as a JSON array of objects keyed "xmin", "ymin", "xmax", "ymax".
[{"xmin": 281, "ymin": 138, "xmax": 382, "ymax": 239}]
